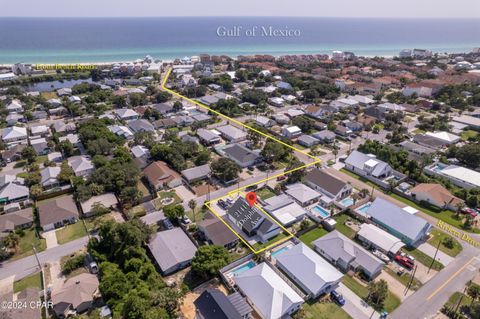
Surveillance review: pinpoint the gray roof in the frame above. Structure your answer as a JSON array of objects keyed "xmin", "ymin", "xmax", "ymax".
[
  {"xmin": 357, "ymin": 223, "xmax": 405, "ymax": 254},
  {"xmin": 37, "ymin": 196, "xmax": 79, "ymax": 227},
  {"xmin": 197, "ymin": 128, "xmax": 220, "ymax": 142},
  {"xmin": 285, "ymin": 183, "xmax": 321, "ymax": 204},
  {"xmin": 276, "ymin": 243, "xmax": 343, "ymax": 295},
  {"xmin": 263, "ymin": 194, "xmax": 294, "ymax": 212},
  {"xmin": 0, "ymin": 182, "xmax": 29, "ymax": 202},
  {"xmin": 305, "ymin": 169, "xmax": 347, "ymax": 197},
  {"xmin": 399, "ymin": 141, "xmax": 436, "ymax": 155},
  {"xmin": 0, "ymin": 207, "xmax": 34, "ymax": 233},
  {"xmin": 345, "ymin": 150, "xmax": 390, "ymax": 177},
  {"xmin": 181, "ymin": 164, "xmax": 211, "ymax": 182},
  {"xmin": 227, "ymin": 197, "xmax": 264, "ymax": 234},
  {"xmin": 234, "ymin": 263, "xmax": 303, "ymax": 319},
  {"xmin": 313, "ymin": 230, "xmax": 384, "ymax": 275},
  {"xmin": 312, "ymin": 130, "xmax": 336, "ymax": 140},
  {"xmin": 128, "ymin": 119, "xmax": 155, "ymax": 133},
  {"xmin": 297, "ymin": 134, "xmax": 320, "ymax": 146},
  {"xmin": 194, "ymin": 289, "xmax": 244, "ymax": 319},
  {"xmin": 365, "ymin": 198, "xmax": 432, "ymax": 242},
  {"xmin": 216, "ymin": 125, "xmax": 247, "ymax": 141},
  {"xmin": 148, "ymin": 228, "xmax": 197, "ymax": 272},
  {"xmin": 223, "ymin": 144, "xmax": 261, "ymax": 166}
]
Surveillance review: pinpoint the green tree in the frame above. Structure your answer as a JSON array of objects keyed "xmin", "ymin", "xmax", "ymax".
[
  {"xmin": 188, "ymin": 199, "xmax": 197, "ymax": 222},
  {"xmin": 247, "ymin": 130, "xmax": 262, "ymax": 149},
  {"xmin": 57, "ymin": 161, "xmax": 74, "ymax": 184},
  {"xmin": 59, "ymin": 139, "xmax": 74, "ymax": 157},
  {"xmin": 467, "ymin": 282, "xmax": 480, "ymax": 306},
  {"xmin": 211, "ymin": 158, "xmax": 241, "ymax": 183},
  {"xmin": 367, "ymin": 279, "xmax": 389, "ymax": 308},
  {"xmin": 261, "ymin": 139, "xmax": 290, "ymax": 163},
  {"xmin": 163, "ymin": 204, "xmax": 185, "ymax": 221},
  {"xmin": 21, "ymin": 146, "xmax": 37, "ymax": 164},
  {"xmin": 191, "ymin": 245, "xmax": 230, "ymax": 278}
]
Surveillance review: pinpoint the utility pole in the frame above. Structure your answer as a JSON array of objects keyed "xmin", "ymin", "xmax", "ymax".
[
  {"xmin": 32, "ymin": 244, "xmax": 41, "ymax": 271},
  {"xmin": 404, "ymin": 265, "xmax": 417, "ymax": 295},
  {"xmin": 454, "ymin": 286, "xmax": 468, "ymax": 314},
  {"xmin": 428, "ymin": 240, "xmax": 441, "ymax": 274}
]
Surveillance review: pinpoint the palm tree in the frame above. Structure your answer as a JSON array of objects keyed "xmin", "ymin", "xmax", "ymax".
[
  {"xmin": 455, "ymin": 202, "xmax": 466, "ymax": 219},
  {"xmin": 188, "ymin": 199, "xmax": 197, "ymax": 222}
]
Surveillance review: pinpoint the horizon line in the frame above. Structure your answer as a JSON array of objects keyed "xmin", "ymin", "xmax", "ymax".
[{"xmin": 1, "ymin": 15, "xmax": 480, "ymax": 19}]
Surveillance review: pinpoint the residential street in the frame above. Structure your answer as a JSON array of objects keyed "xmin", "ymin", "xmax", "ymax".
[{"xmin": 0, "ymin": 236, "xmax": 88, "ymax": 281}]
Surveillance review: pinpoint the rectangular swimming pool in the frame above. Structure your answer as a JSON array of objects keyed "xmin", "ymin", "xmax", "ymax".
[
  {"xmin": 312, "ymin": 205, "xmax": 330, "ymax": 219},
  {"xmin": 232, "ymin": 261, "xmax": 256, "ymax": 276},
  {"xmin": 340, "ymin": 197, "xmax": 354, "ymax": 207},
  {"xmin": 356, "ymin": 202, "xmax": 372, "ymax": 215},
  {"xmin": 271, "ymin": 246, "xmax": 291, "ymax": 258}
]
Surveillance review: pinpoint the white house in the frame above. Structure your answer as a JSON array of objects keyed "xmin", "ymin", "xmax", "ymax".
[
  {"xmin": 2, "ymin": 126, "xmax": 28, "ymax": 144},
  {"xmin": 345, "ymin": 150, "xmax": 393, "ymax": 179},
  {"xmin": 282, "ymin": 126, "xmax": 302, "ymax": 139}
]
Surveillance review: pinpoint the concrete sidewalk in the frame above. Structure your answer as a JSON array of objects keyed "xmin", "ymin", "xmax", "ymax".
[
  {"xmin": 337, "ymin": 283, "xmax": 381, "ymax": 319},
  {"xmin": 417, "ymin": 242, "xmax": 454, "ymax": 266},
  {"xmin": 42, "ymin": 230, "xmax": 58, "ymax": 249}
]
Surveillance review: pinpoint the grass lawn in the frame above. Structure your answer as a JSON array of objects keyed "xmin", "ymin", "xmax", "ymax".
[
  {"xmin": 390, "ymin": 193, "xmax": 480, "ymax": 234},
  {"xmin": 84, "ymin": 214, "xmax": 114, "ymax": 231},
  {"xmin": 137, "ymin": 181, "xmax": 150, "ymax": 198},
  {"xmin": 293, "ymin": 143, "xmax": 307, "ymax": 150},
  {"xmin": 427, "ymin": 229, "xmax": 463, "ymax": 257},
  {"xmin": 13, "ymin": 272, "xmax": 42, "ymax": 293},
  {"xmin": 40, "ymin": 91, "xmax": 58, "ymax": 100},
  {"xmin": 35, "ymin": 155, "xmax": 47, "ymax": 164},
  {"xmin": 16, "ymin": 172, "xmax": 29, "ymax": 179},
  {"xmin": 11, "ymin": 228, "xmax": 47, "ymax": 260},
  {"xmin": 333, "ymin": 214, "xmax": 357, "ymax": 239},
  {"xmin": 299, "ymin": 227, "xmax": 329, "ymax": 247},
  {"xmin": 402, "ymin": 246, "xmax": 444, "ymax": 271},
  {"xmin": 56, "ymin": 222, "xmax": 87, "ymax": 245},
  {"xmin": 253, "ymin": 231, "xmax": 290, "ymax": 251},
  {"xmin": 339, "ymin": 168, "xmax": 379, "ymax": 190},
  {"xmin": 154, "ymin": 191, "xmax": 182, "ymax": 208},
  {"xmin": 302, "ymin": 300, "xmax": 351, "ymax": 319},
  {"xmin": 444, "ymin": 292, "xmax": 473, "ymax": 309},
  {"xmin": 257, "ymin": 187, "xmax": 276, "ymax": 200},
  {"xmin": 384, "ymin": 268, "xmax": 422, "ymax": 291},
  {"xmin": 341, "ymin": 276, "xmax": 401, "ymax": 312},
  {"xmin": 460, "ymin": 130, "xmax": 478, "ymax": 141}
]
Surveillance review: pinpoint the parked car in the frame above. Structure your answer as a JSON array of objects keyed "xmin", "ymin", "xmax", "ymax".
[
  {"xmin": 218, "ymin": 199, "xmax": 227, "ymax": 209},
  {"xmin": 330, "ymin": 290, "xmax": 345, "ymax": 306},
  {"xmin": 179, "ymin": 216, "xmax": 192, "ymax": 225},
  {"xmin": 163, "ymin": 219, "xmax": 174, "ymax": 230},
  {"xmin": 245, "ymin": 185, "xmax": 258, "ymax": 191},
  {"xmin": 399, "ymin": 252, "xmax": 415, "ymax": 262},
  {"xmin": 462, "ymin": 208, "xmax": 478, "ymax": 218},
  {"xmin": 380, "ymin": 311, "xmax": 389, "ymax": 319},
  {"xmin": 395, "ymin": 255, "xmax": 414, "ymax": 269},
  {"xmin": 247, "ymin": 166, "xmax": 255, "ymax": 171},
  {"xmin": 276, "ymin": 176, "xmax": 286, "ymax": 181}
]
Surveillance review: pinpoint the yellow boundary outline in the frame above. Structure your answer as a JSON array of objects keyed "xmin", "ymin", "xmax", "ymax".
[{"xmin": 161, "ymin": 68, "xmax": 321, "ymax": 254}]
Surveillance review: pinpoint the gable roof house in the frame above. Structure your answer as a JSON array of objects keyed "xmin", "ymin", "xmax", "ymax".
[
  {"xmin": 365, "ymin": 198, "xmax": 432, "ymax": 246},
  {"xmin": 197, "ymin": 128, "xmax": 221, "ymax": 145},
  {"xmin": 221, "ymin": 143, "xmax": 262, "ymax": 168},
  {"xmin": 128, "ymin": 119, "xmax": 156, "ymax": 133},
  {"xmin": 197, "ymin": 212, "xmax": 239, "ymax": 249},
  {"xmin": 181, "ymin": 164, "xmax": 211, "ymax": 184},
  {"xmin": 40, "ymin": 166, "xmax": 61, "ymax": 189},
  {"xmin": 357, "ymin": 223, "xmax": 405, "ymax": 256},
  {"xmin": 345, "ymin": 150, "xmax": 393, "ymax": 179},
  {"xmin": 38, "ymin": 196, "xmax": 79, "ymax": 231},
  {"xmin": 148, "ymin": 228, "xmax": 197, "ymax": 275},
  {"xmin": 143, "ymin": 161, "xmax": 182, "ymax": 190},
  {"xmin": 217, "ymin": 125, "xmax": 247, "ymax": 143},
  {"xmin": 194, "ymin": 289, "xmax": 252, "ymax": 319},
  {"xmin": 0, "ymin": 181, "xmax": 29, "ymax": 204},
  {"xmin": 0, "ymin": 207, "xmax": 34, "ymax": 238},
  {"xmin": 80, "ymin": 193, "xmax": 118, "ymax": 217},
  {"xmin": 52, "ymin": 273, "xmax": 100, "ymax": 318},
  {"xmin": 313, "ymin": 230, "xmax": 384, "ymax": 279},
  {"xmin": 227, "ymin": 197, "xmax": 265, "ymax": 237},
  {"xmin": 113, "ymin": 108, "xmax": 140, "ymax": 121},
  {"xmin": 67, "ymin": 156, "xmax": 94, "ymax": 178},
  {"xmin": 6, "ymin": 99, "xmax": 24, "ymax": 113},
  {"xmin": 410, "ymin": 183, "xmax": 463, "ymax": 211},
  {"xmin": 305, "ymin": 169, "xmax": 352, "ymax": 205},
  {"xmin": 285, "ymin": 183, "xmax": 322, "ymax": 207},
  {"xmin": 263, "ymin": 194, "xmax": 307, "ymax": 226},
  {"xmin": 276, "ymin": 243, "xmax": 343, "ymax": 298},
  {"xmin": 234, "ymin": 263, "xmax": 303, "ymax": 319},
  {"xmin": 2, "ymin": 126, "xmax": 28, "ymax": 144}
]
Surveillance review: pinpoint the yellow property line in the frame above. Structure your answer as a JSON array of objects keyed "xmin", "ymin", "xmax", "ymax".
[
  {"xmin": 426, "ymin": 256, "xmax": 476, "ymax": 301},
  {"xmin": 161, "ymin": 68, "xmax": 320, "ymax": 254}
]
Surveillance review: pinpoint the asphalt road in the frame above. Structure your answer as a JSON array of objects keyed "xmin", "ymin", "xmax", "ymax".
[{"xmin": 0, "ymin": 236, "xmax": 89, "ymax": 281}]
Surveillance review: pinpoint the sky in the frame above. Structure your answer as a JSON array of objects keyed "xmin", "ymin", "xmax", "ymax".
[{"xmin": 2, "ymin": 0, "xmax": 480, "ymax": 18}]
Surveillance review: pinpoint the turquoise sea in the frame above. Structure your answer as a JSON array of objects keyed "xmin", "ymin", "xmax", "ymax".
[{"xmin": 0, "ymin": 17, "xmax": 479, "ymax": 64}]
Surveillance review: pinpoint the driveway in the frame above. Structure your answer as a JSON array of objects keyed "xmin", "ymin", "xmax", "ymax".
[
  {"xmin": 376, "ymin": 271, "xmax": 412, "ymax": 302},
  {"xmin": 0, "ymin": 275, "xmax": 15, "ymax": 296},
  {"xmin": 42, "ymin": 230, "xmax": 58, "ymax": 249},
  {"xmin": 336, "ymin": 283, "xmax": 380, "ymax": 319},
  {"xmin": 174, "ymin": 185, "xmax": 196, "ymax": 202},
  {"xmin": 416, "ymin": 242, "xmax": 454, "ymax": 266}
]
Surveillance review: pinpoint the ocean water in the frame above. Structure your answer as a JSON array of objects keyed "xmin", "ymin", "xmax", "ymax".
[{"xmin": 0, "ymin": 17, "xmax": 479, "ymax": 63}]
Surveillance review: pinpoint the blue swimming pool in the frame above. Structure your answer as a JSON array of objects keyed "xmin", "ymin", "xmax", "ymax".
[
  {"xmin": 356, "ymin": 202, "xmax": 372, "ymax": 215},
  {"xmin": 312, "ymin": 205, "xmax": 330, "ymax": 219},
  {"xmin": 271, "ymin": 246, "xmax": 290, "ymax": 258},
  {"xmin": 340, "ymin": 197, "xmax": 354, "ymax": 207},
  {"xmin": 232, "ymin": 261, "xmax": 256, "ymax": 276}
]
